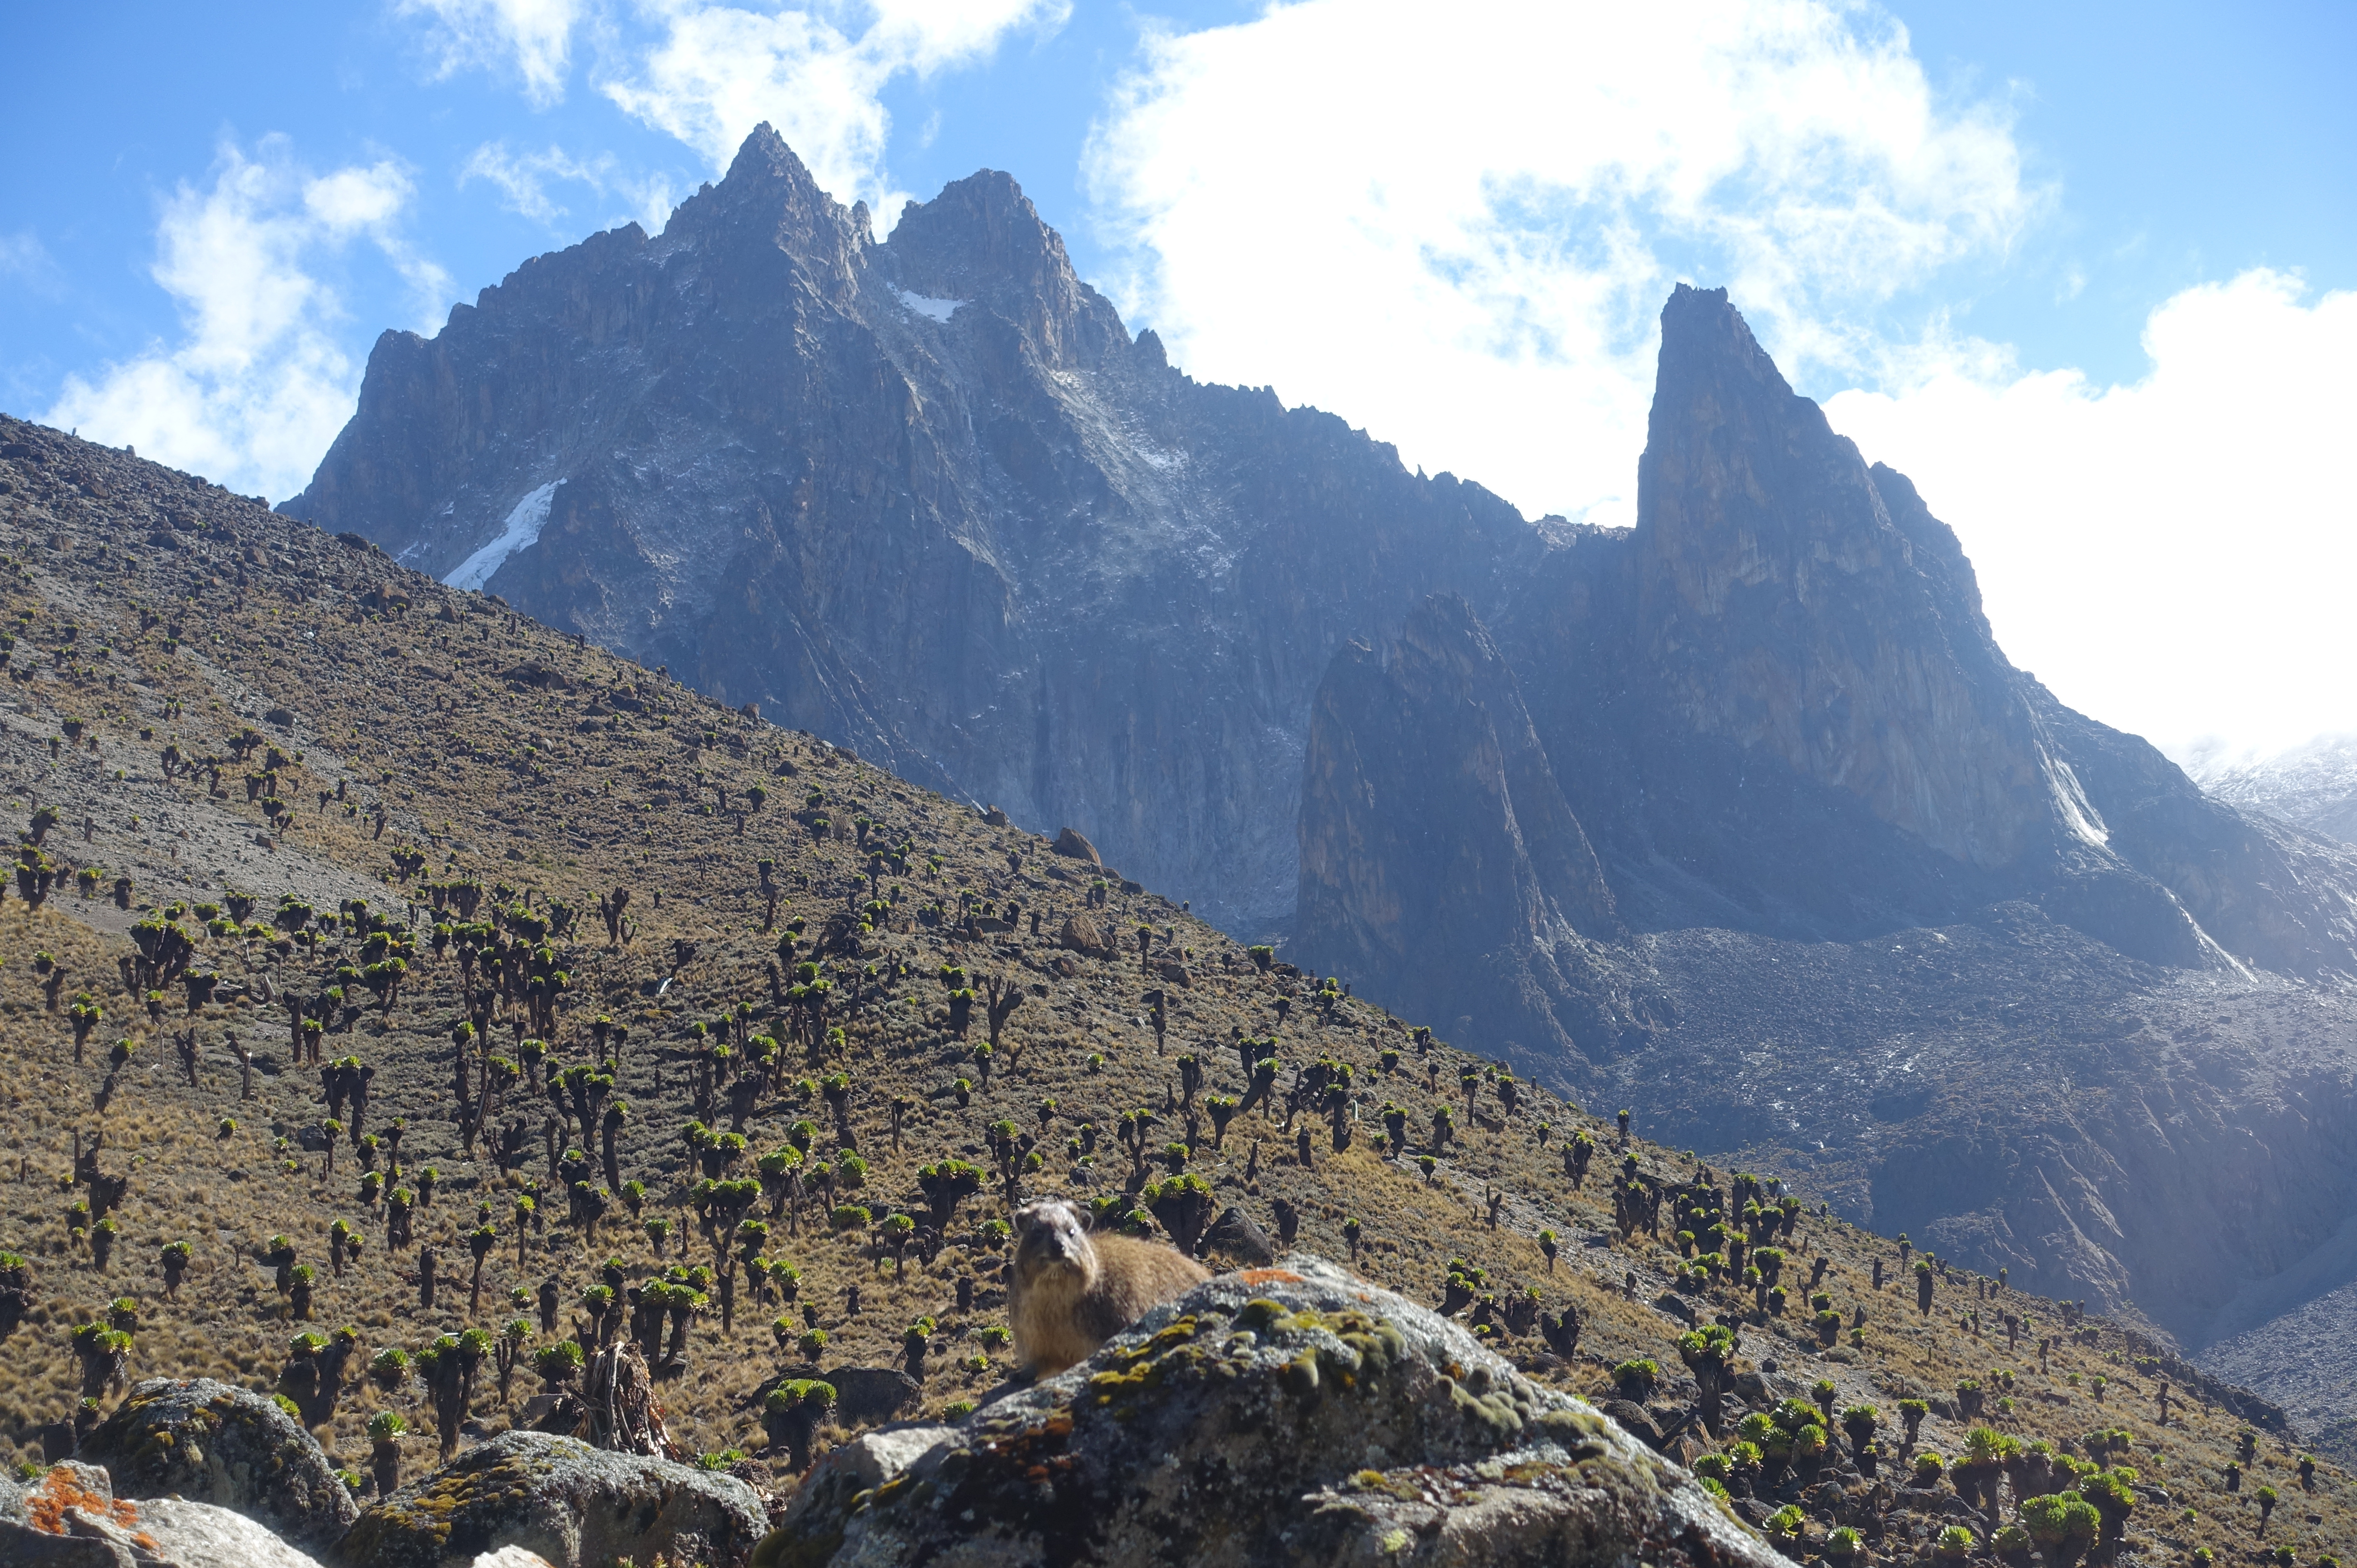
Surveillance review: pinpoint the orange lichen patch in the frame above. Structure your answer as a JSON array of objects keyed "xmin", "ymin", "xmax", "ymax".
[
  {"xmin": 1236, "ymin": 1269, "xmax": 1304, "ymax": 1286},
  {"xmin": 24, "ymin": 1466, "xmax": 143, "ymax": 1536}
]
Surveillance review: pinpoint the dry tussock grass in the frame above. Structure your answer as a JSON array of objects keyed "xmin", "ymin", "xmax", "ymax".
[{"xmin": 0, "ymin": 423, "xmax": 2345, "ymax": 1568}]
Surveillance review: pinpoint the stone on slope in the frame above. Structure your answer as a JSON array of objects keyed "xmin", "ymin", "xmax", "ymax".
[
  {"xmin": 82, "ymin": 1378, "xmax": 357, "ymax": 1550},
  {"xmin": 0, "ymin": 1459, "xmax": 326, "ymax": 1568},
  {"xmin": 1, "ymin": 1461, "xmax": 146, "ymax": 1567},
  {"xmin": 333, "ymin": 1431, "xmax": 766, "ymax": 1568},
  {"xmin": 761, "ymin": 1254, "xmax": 1777, "ymax": 1568},
  {"xmin": 1198, "ymin": 1204, "xmax": 1275, "ymax": 1266},
  {"xmin": 816, "ymin": 1367, "xmax": 920, "ymax": 1428}
]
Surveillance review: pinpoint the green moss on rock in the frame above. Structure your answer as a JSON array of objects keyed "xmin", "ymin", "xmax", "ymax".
[
  {"xmin": 81, "ymin": 1376, "xmax": 357, "ymax": 1549},
  {"xmin": 333, "ymin": 1430, "xmax": 764, "ymax": 1568},
  {"xmin": 760, "ymin": 1254, "xmax": 1783, "ymax": 1568}
]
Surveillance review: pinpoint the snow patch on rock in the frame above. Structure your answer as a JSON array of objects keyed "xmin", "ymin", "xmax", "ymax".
[
  {"xmin": 892, "ymin": 286, "xmax": 964, "ymax": 322},
  {"xmin": 446, "ymin": 482, "xmax": 558, "ymax": 592}
]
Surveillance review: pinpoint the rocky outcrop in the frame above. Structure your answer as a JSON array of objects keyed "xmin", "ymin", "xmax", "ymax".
[
  {"xmin": 288, "ymin": 126, "xmax": 1541, "ymax": 933},
  {"xmin": 812, "ymin": 1367, "xmax": 919, "ymax": 1428},
  {"xmin": 82, "ymin": 1378, "xmax": 356, "ymax": 1550},
  {"xmin": 0, "ymin": 1460, "xmax": 325, "ymax": 1568},
  {"xmin": 333, "ymin": 1431, "xmax": 765, "ymax": 1568},
  {"xmin": 766, "ymin": 1254, "xmax": 1776, "ymax": 1568}
]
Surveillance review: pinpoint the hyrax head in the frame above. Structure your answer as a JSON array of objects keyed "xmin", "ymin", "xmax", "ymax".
[{"xmin": 1013, "ymin": 1199, "xmax": 1091, "ymax": 1276}]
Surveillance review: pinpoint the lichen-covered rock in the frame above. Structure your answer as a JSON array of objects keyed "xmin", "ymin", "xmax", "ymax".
[
  {"xmin": 333, "ymin": 1431, "xmax": 766, "ymax": 1568},
  {"xmin": 762, "ymin": 1254, "xmax": 1779, "ymax": 1568},
  {"xmin": 121, "ymin": 1497, "xmax": 328, "ymax": 1566},
  {"xmin": 0, "ymin": 1459, "xmax": 325, "ymax": 1567},
  {"xmin": 0, "ymin": 1461, "xmax": 148, "ymax": 1567},
  {"xmin": 81, "ymin": 1378, "xmax": 357, "ymax": 1550}
]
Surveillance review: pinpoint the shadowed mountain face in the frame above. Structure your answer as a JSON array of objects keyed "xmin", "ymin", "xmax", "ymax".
[
  {"xmin": 1297, "ymin": 287, "xmax": 2357, "ymax": 1357},
  {"xmin": 289, "ymin": 125, "xmax": 1541, "ymax": 935},
  {"xmin": 295, "ymin": 134, "xmax": 2357, "ymax": 1404},
  {"xmin": 1300, "ymin": 286, "xmax": 2357, "ymax": 1027}
]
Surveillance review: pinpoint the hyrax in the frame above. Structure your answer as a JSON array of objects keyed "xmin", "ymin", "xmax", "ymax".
[{"xmin": 1007, "ymin": 1199, "xmax": 1210, "ymax": 1377}]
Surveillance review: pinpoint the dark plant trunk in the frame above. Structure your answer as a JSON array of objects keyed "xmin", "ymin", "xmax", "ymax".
[{"xmin": 372, "ymin": 1440, "xmax": 399, "ymax": 1499}]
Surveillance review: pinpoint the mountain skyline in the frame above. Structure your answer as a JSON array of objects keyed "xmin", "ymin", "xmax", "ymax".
[{"xmin": 3, "ymin": 2, "xmax": 2354, "ymax": 758}]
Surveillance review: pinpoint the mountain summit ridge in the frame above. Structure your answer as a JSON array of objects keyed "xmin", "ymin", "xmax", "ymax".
[{"xmin": 289, "ymin": 123, "xmax": 1540, "ymax": 935}]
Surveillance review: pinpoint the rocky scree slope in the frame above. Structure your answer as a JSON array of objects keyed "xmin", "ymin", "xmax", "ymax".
[
  {"xmin": 286, "ymin": 124, "xmax": 1544, "ymax": 937},
  {"xmin": 0, "ymin": 425, "xmax": 2348, "ymax": 1562},
  {"xmin": 2186, "ymin": 737, "xmax": 2357, "ymax": 852}
]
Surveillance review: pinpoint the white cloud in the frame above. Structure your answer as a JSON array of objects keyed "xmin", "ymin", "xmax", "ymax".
[
  {"xmin": 44, "ymin": 138, "xmax": 451, "ymax": 503},
  {"xmin": 460, "ymin": 140, "xmax": 678, "ymax": 233},
  {"xmin": 1084, "ymin": 0, "xmax": 2035, "ymax": 526},
  {"xmin": 399, "ymin": 0, "xmax": 588, "ymax": 108},
  {"xmin": 600, "ymin": 0, "xmax": 1069, "ymax": 216},
  {"xmin": 407, "ymin": 1, "xmax": 1069, "ymax": 230},
  {"xmin": 1823, "ymin": 271, "xmax": 2357, "ymax": 757}
]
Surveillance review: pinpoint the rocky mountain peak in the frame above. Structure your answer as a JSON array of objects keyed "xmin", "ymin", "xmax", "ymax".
[
  {"xmin": 667, "ymin": 122, "xmax": 863, "ymax": 292},
  {"xmin": 1636, "ymin": 285, "xmax": 2051, "ymax": 871},
  {"xmin": 886, "ymin": 167, "xmax": 1125, "ymax": 370},
  {"xmin": 288, "ymin": 128, "xmax": 1539, "ymax": 933}
]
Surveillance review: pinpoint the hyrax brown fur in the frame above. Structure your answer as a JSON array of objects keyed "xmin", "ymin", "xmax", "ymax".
[{"xmin": 1008, "ymin": 1199, "xmax": 1211, "ymax": 1376}]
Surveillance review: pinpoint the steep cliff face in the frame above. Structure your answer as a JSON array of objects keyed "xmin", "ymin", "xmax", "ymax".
[
  {"xmin": 289, "ymin": 127, "xmax": 1540, "ymax": 933},
  {"xmin": 1633, "ymin": 288, "xmax": 2057, "ymax": 872},
  {"xmin": 1296, "ymin": 594, "xmax": 1630, "ymax": 1058},
  {"xmin": 1293, "ymin": 286, "xmax": 2357, "ymax": 1368}
]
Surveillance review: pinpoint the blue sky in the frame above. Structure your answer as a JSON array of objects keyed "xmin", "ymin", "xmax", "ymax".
[{"xmin": 2, "ymin": 1, "xmax": 2352, "ymax": 757}]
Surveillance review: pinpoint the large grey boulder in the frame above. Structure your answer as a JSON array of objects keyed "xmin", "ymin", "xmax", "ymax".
[
  {"xmin": 81, "ymin": 1378, "xmax": 357, "ymax": 1550},
  {"xmin": 118, "ymin": 1497, "xmax": 326, "ymax": 1567},
  {"xmin": 0, "ymin": 1459, "xmax": 324, "ymax": 1567},
  {"xmin": 763, "ymin": 1253, "xmax": 1779, "ymax": 1568},
  {"xmin": 333, "ymin": 1431, "xmax": 766, "ymax": 1568}
]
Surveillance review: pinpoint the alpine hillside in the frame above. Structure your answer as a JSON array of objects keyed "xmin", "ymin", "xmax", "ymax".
[{"xmin": 280, "ymin": 131, "xmax": 2357, "ymax": 1428}]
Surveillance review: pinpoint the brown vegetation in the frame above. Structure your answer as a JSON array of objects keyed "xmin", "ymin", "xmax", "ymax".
[{"xmin": 0, "ymin": 420, "xmax": 2345, "ymax": 1567}]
